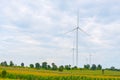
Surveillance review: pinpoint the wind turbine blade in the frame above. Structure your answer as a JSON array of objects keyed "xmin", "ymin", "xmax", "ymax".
[
  {"xmin": 64, "ymin": 27, "xmax": 77, "ymax": 34},
  {"xmin": 78, "ymin": 27, "xmax": 90, "ymax": 36}
]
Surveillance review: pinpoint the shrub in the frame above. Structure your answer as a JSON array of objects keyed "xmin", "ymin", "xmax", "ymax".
[
  {"xmin": 1, "ymin": 70, "xmax": 7, "ymax": 78},
  {"xmin": 59, "ymin": 66, "xmax": 64, "ymax": 72}
]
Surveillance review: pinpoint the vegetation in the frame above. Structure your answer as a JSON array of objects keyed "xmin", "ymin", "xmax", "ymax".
[
  {"xmin": 58, "ymin": 65, "xmax": 64, "ymax": 72},
  {"xmin": 1, "ymin": 70, "xmax": 7, "ymax": 78},
  {"xmin": 29, "ymin": 64, "xmax": 34, "ymax": 68},
  {"xmin": 21, "ymin": 62, "xmax": 24, "ymax": 67},
  {"xmin": 9, "ymin": 61, "xmax": 14, "ymax": 67},
  {"xmin": 0, "ymin": 61, "xmax": 120, "ymax": 80}
]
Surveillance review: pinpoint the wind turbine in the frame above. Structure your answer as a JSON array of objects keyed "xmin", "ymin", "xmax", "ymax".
[
  {"xmin": 66, "ymin": 11, "xmax": 89, "ymax": 66},
  {"xmin": 89, "ymin": 53, "xmax": 92, "ymax": 66},
  {"xmin": 72, "ymin": 48, "xmax": 75, "ymax": 66}
]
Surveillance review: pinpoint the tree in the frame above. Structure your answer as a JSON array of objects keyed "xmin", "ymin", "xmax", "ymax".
[
  {"xmin": 30, "ymin": 64, "xmax": 34, "ymax": 68},
  {"xmin": 110, "ymin": 66, "xmax": 115, "ymax": 70},
  {"xmin": 97, "ymin": 64, "xmax": 102, "ymax": 70},
  {"xmin": 35, "ymin": 63, "xmax": 40, "ymax": 69},
  {"xmin": 47, "ymin": 65, "xmax": 51, "ymax": 70},
  {"xmin": 65, "ymin": 65, "xmax": 71, "ymax": 70},
  {"xmin": 42, "ymin": 62, "xmax": 47, "ymax": 69},
  {"xmin": 72, "ymin": 66, "xmax": 78, "ymax": 70},
  {"xmin": 10, "ymin": 61, "xmax": 14, "ymax": 67},
  {"xmin": 59, "ymin": 65, "xmax": 64, "ymax": 72},
  {"xmin": 1, "ymin": 61, "xmax": 8, "ymax": 66},
  {"xmin": 91, "ymin": 64, "xmax": 96, "ymax": 70},
  {"xmin": 21, "ymin": 62, "xmax": 24, "ymax": 67},
  {"xmin": 51, "ymin": 63, "xmax": 57, "ymax": 70},
  {"xmin": 84, "ymin": 64, "xmax": 90, "ymax": 69}
]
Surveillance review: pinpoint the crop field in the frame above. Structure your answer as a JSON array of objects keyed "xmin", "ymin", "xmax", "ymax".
[{"xmin": 0, "ymin": 66, "xmax": 120, "ymax": 80}]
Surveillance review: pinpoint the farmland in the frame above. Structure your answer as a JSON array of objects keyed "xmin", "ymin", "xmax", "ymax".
[{"xmin": 0, "ymin": 66, "xmax": 120, "ymax": 80}]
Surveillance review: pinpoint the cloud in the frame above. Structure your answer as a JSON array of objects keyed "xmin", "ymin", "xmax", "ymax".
[{"xmin": 0, "ymin": 0, "xmax": 120, "ymax": 68}]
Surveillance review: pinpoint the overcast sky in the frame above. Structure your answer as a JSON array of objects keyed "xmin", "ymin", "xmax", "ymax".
[{"xmin": 0, "ymin": 0, "xmax": 120, "ymax": 68}]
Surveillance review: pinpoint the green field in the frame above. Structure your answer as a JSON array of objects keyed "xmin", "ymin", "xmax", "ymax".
[{"xmin": 0, "ymin": 66, "xmax": 120, "ymax": 80}]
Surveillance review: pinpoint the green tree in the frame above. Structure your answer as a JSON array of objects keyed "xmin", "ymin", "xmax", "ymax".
[
  {"xmin": 97, "ymin": 64, "xmax": 102, "ymax": 70},
  {"xmin": 47, "ymin": 65, "xmax": 51, "ymax": 70},
  {"xmin": 72, "ymin": 66, "xmax": 78, "ymax": 70},
  {"xmin": 21, "ymin": 62, "xmax": 24, "ymax": 67},
  {"xmin": 35, "ymin": 63, "xmax": 40, "ymax": 69},
  {"xmin": 84, "ymin": 64, "xmax": 90, "ymax": 69},
  {"xmin": 65, "ymin": 65, "xmax": 71, "ymax": 70},
  {"xmin": 10, "ymin": 61, "xmax": 14, "ymax": 67},
  {"xmin": 110, "ymin": 66, "xmax": 115, "ymax": 70},
  {"xmin": 42, "ymin": 62, "xmax": 47, "ymax": 69},
  {"xmin": 30, "ymin": 64, "xmax": 34, "ymax": 68},
  {"xmin": 91, "ymin": 64, "xmax": 96, "ymax": 70},
  {"xmin": 1, "ymin": 61, "xmax": 8, "ymax": 66},
  {"xmin": 59, "ymin": 65, "xmax": 64, "ymax": 72},
  {"xmin": 51, "ymin": 63, "xmax": 57, "ymax": 70}
]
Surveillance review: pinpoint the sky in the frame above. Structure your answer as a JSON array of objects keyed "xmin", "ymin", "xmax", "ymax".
[{"xmin": 0, "ymin": 0, "xmax": 120, "ymax": 68}]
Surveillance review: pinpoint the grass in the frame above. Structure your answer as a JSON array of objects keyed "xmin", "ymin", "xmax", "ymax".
[
  {"xmin": 0, "ymin": 78, "xmax": 17, "ymax": 80},
  {"xmin": 0, "ymin": 66, "xmax": 120, "ymax": 80}
]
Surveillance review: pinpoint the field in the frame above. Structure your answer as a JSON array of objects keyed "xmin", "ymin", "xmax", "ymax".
[{"xmin": 0, "ymin": 66, "xmax": 120, "ymax": 80}]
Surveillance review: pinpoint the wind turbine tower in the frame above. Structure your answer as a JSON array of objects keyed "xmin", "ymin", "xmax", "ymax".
[{"xmin": 67, "ymin": 10, "xmax": 89, "ymax": 66}]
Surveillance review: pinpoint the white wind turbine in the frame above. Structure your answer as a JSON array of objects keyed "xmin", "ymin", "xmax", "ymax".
[{"xmin": 65, "ymin": 11, "xmax": 89, "ymax": 66}]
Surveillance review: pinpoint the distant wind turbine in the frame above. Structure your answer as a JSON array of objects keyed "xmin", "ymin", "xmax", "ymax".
[
  {"xmin": 65, "ymin": 10, "xmax": 89, "ymax": 66},
  {"xmin": 89, "ymin": 53, "xmax": 92, "ymax": 66}
]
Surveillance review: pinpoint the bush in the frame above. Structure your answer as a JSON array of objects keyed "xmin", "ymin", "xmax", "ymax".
[
  {"xmin": 1, "ymin": 70, "xmax": 7, "ymax": 78},
  {"xmin": 59, "ymin": 66, "xmax": 64, "ymax": 72}
]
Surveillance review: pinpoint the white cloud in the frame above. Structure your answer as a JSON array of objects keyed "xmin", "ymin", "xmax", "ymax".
[{"xmin": 0, "ymin": 0, "xmax": 120, "ymax": 68}]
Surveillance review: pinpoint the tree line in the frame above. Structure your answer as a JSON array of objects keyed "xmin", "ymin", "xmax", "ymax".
[{"xmin": 0, "ymin": 61, "xmax": 119, "ymax": 71}]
